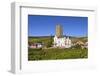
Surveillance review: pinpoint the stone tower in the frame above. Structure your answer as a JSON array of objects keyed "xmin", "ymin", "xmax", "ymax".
[{"xmin": 56, "ymin": 24, "xmax": 63, "ymax": 37}]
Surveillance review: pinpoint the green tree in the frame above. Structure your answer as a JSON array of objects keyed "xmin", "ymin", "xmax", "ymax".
[{"xmin": 44, "ymin": 35, "xmax": 53, "ymax": 48}]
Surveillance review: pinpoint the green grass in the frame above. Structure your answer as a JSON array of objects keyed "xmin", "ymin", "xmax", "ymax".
[
  {"xmin": 28, "ymin": 48, "xmax": 88, "ymax": 60},
  {"xmin": 28, "ymin": 37, "xmax": 88, "ymax": 61}
]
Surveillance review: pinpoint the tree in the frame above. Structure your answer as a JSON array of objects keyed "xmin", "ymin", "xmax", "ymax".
[{"xmin": 44, "ymin": 35, "xmax": 53, "ymax": 48}]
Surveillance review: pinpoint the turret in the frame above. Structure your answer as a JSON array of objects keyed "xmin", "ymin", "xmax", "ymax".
[{"xmin": 56, "ymin": 24, "xmax": 63, "ymax": 38}]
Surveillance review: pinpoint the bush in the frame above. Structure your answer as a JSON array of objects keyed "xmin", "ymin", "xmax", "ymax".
[
  {"xmin": 28, "ymin": 48, "xmax": 88, "ymax": 60},
  {"xmin": 71, "ymin": 44, "xmax": 82, "ymax": 49}
]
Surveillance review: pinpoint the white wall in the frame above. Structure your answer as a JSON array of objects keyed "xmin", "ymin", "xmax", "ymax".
[{"xmin": 0, "ymin": 0, "xmax": 100, "ymax": 76}]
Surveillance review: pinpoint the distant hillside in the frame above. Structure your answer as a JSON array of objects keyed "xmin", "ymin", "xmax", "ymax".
[
  {"xmin": 28, "ymin": 36, "xmax": 87, "ymax": 44},
  {"xmin": 29, "ymin": 36, "xmax": 54, "ymax": 38},
  {"xmin": 29, "ymin": 36, "xmax": 87, "ymax": 39}
]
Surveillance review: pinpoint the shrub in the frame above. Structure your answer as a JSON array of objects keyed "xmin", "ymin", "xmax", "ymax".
[{"xmin": 72, "ymin": 44, "xmax": 82, "ymax": 49}]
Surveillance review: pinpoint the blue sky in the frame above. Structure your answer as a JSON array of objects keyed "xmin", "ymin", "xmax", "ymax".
[{"xmin": 28, "ymin": 15, "xmax": 88, "ymax": 37}]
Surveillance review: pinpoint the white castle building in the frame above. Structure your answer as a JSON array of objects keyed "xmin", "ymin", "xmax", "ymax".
[{"xmin": 53, "ymin": 25, "xmax": 72, "ymax": 48}]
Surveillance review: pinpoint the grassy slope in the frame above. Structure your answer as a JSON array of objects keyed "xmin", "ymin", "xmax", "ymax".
[
  {"xmin": 28, "ymin": 36, "xmax": 88, "ymax": 60},
  {"xmin": 28, "ymin": 48, "xmax": 88, "ymax": 60}
]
